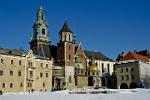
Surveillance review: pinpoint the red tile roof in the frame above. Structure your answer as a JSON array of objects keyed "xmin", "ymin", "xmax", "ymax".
[{"xmin": 121, "ymin": 52, "xmax": 149, "ymax": 62}]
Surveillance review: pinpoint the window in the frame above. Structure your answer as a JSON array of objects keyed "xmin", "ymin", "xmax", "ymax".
[
  {"xmin": 97, "ymin": 72, "xmax": 99, "ymax": 75},
  {"xmin": 78, "ymin": 71, "xmax": 80, "ymax": 74},
  {"xmin": 40, "ymin": 73, "xmax": 43, "ymax": 77},
  {"xmin": 10, "ymin": 83, "xmax": 13, "ymax": 88},
  {"xmin": 69, "ymin": 76, "xmax": 72, "ymax": 83},
  {"xmin": 29, "ymin": 71, "xmax": 33, "ymax": 77},
  {"xmin": 28, "ymin": 61, "xmax": 32, "ymax": 67},
  {"xmin": 92, "ymin": 72, "xmax": 95, "ymax": 75},
  {"xmin": 69, "ymin": 34, "xmax": 71, "ymax": 41},
  {"xmin": 88, "ymin": 72, "xmax": 90, "ymax": 76},
  {"xmin": 2, "ymin": 83, "xmax": 6, "ymax": 88},
  {"xmin": 132, "ymin": 75, "xmax": 135, "ymax": 80},
  {"xmin": 126, "ymin": 75, "xmax": 129, "ymax": 80},
  {"xmin": 102, "ymin": 63, "xmax": 104, "ymax": 67},
  {"xmin": 102, "ymin": 63, "xmax": 104, "ymax": 73},
  {"xmin": 45, "ymin": 73, "xmax": 48, "ymax": 77},
  {"xmin": 41, "ymin": 63, "xmax": 43, "ymax": 67},
  {"xmin": 19, "ymin": 60, "xmax": 22, "ymax": 65},
  {"xmin": 121, "ymin": 76, "xmax": 124, "ymax": 81},
  {"xmin": 30, "ymin": 83, "xmax": 32, "ymax": 87},
  {"xmin": 121, "ymin": 68, "xmax": 123, "ymax": 73},
  {"xmin": 89, "ymin": 61, "xmax": 92, "ymax": 66},
  {"xmin": 46, "ymin": 64, "xmax": 48, "ymax": 68},
  {"xmin": 43, "ymin": 83, "xmax": 45, "ymax": 87},
  {"xmin": 18, "ymin": 71, "xmax": 21, "ymax": 76},
  {"xmin": 107, "ymin": 64, "xmax": 110, "ymax": 73},
  {"xmin": 28, "ymin": 83, "xmax": 32, "ymax": 87},
  {"xmin": 81, "ymin": 71, "xmax": 84, "ymax": 74},
  {"xmin": 20, "ymin": 82, "xmax": 23, "ymax": 87},
  {"xmin": 69, "ymin": 55, "xmax": 71, "ymax": 60},
  {"xmin": 27, "ymin": 83, "xmax": 30, "ymax": 87},
  {"xmin": 126, "ymin": 68, "xmax": 128, "ymax": 72},
  {"xmin": 11, "ymin": 60, "xmax": 14, "ymax": 65},
  {"xmin": 42, "ymin": 14, "xmax": 44, "ymax": 20},
  {"xmin": 96, "ymin": 62, "xmax": 98, "ymax": 66},
  {"xmin": 131, "ymin": 68, "xmax": 134, "ymax": 72},
  {"xmin": 42, "ymin": 29, "xmax": 45, "ymax": 35},
  {"xmin": 113, "ymin": 66, "xmax": 116, "ymax": 71},
  {"xmin": 0, "ymin": 70, "xmax": 3, "ymax": 76},
  {"xmin": 1, "ymin": 59, "xmax": 4, "ymax": 63},
  {"xmin": 10, "ymin": 70, "xmax": 13, "ymax": 76}
]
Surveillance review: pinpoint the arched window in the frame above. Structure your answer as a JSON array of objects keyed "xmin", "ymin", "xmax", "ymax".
[
  {"xmin": 11, "ymin": 60, "xmax": 14, "ymax": 65},
  {"xmin": 69, "ymin": 76, "xmax": 72, "ymax": 83},
  {"xmin": 42, "ymin": 14, "xmax": 44, "ymax": 20},
  {"xmin": 42, "ymin": 29, "xmax": 45, "ymax": 35},
  {"xmin": 69, "ymin": 55, "xmax": 71, "ymax": 60},
  {"xmin": 102, "ymin": 63, "xmax": 104, "ymax": 73},
  {"xmin": 69, "ymin": 34, "xmax": 70, "ymax": 41},
  {"xmin": 107, "ymin": 64, "xmax": 110, "ymax": 73}
]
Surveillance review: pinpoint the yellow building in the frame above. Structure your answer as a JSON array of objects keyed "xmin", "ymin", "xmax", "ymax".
[{"xmin": 0, "ymin": 49, "xmax": 53, "ymax": 93}]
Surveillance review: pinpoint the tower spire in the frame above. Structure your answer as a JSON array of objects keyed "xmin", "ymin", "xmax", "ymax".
[
  {"xmin": 39, "ymin": 0, "xmax": 44, "ymax": 10},
  {"xmin": 60, "ymin": 20, "xmax": 72, "ymax": 33},
  {"xmin": 37, "ymin": 0, "xmax": 45, "ymax": 21}
]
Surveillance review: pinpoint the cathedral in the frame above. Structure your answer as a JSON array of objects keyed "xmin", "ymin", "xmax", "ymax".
[
  {"xmin": 0, "ymin": 5, "xmax": 115, "ymax": 93},
  {"xmin": 29, "ymin": 5, "xmax": 115, "ymax": 90}
]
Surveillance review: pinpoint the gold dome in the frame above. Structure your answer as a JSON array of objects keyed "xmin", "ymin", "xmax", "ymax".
[{"xmin": 87, "ymin": 65, "xmax": 99, "ymax": 71}]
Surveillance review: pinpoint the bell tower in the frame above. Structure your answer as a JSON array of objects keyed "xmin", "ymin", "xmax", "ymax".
[
  {"xmin": 57, "ymin": 20, "xmax": 74, "ymax": 66},
  {"xmin": 29, "ymin": 5, "xmax": 51, "ymax": 58},
  {"xmin": 57, "ymin": 20, "xmax": 75, "ymax": 88}
]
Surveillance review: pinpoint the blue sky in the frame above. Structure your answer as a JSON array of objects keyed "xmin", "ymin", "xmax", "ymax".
[{"xmin": 0, "ymin": 0, "xmax": 150, "ymax": 60}]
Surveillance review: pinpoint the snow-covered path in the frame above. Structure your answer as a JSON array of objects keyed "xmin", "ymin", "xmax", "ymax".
[{"xmin": 0, "ymin": 89, "xmax": 150, "ymax": 100}]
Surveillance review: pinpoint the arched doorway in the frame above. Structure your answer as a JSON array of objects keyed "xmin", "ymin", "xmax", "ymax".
[
  {"xmin": 55, "ymin": 78, "xmax": 61, "ymax": 90},
  {"xmin": 120, "ymin": 83, "xmax": 128, "ymax": 89},
  {"xmin": 130, "ymin": 82, "xmax": 139, "ymax": 89},
  {"xmin": 101, "ymin": 77, "xmax": 105, "ymax": 86},
  {"xmin": 88, "ymin": 77, "xmax": 93, "ymax": 86},
  {"xmin": 107, "ymin": 79, "xmax": 111, "ymax": 88}
]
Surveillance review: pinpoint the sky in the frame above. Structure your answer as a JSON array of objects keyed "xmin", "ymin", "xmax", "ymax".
[{"xmin": 0, "ymin": 0, "xmax": 150, "ymax": 60}]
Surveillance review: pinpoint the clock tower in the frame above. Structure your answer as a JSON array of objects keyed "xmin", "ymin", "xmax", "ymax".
[{"xmin": 29, "ymin": 5, "xmax": 51, "ymax": 58}]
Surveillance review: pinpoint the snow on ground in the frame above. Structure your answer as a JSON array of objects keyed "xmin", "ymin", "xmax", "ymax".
[{"xmin": 0, "ymin": 89, "xmax": 150, "ymax": 100}]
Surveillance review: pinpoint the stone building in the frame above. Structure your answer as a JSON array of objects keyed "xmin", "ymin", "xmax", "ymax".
[
  {"xmin": 115, "ymin": 50, "xmax": 150, "ymax": 89},
  {"xmin": 115, "ymin": 61, "xmax": 150, "ymax": 89},
  {"xmin": 0, "ymin": 49, "xmax": 53, "ymax": 93}
]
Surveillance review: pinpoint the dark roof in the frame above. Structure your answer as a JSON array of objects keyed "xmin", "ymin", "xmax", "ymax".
[
  {"xmin": 36, "ymin": 44, "xmax": 51, "ymax": 58},
  {"xmin": 84, "ymin": 50, "xmax": 113, "ymax": 61},
  {"xmin": 50, "ymin": 45, "xmax": 57, "ymax": 59},
  {"xmin": 0, "ymin": 48, "xmax": 26, "ymax": 56},
  {"xmin": 59, "ymin": 20, "xmax": 72, "ymax": 33}
]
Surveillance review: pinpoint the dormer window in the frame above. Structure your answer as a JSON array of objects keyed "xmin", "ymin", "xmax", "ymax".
[{"xmin": 42, "ymin": 29, "xmax": 45, "ymax": 35}]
